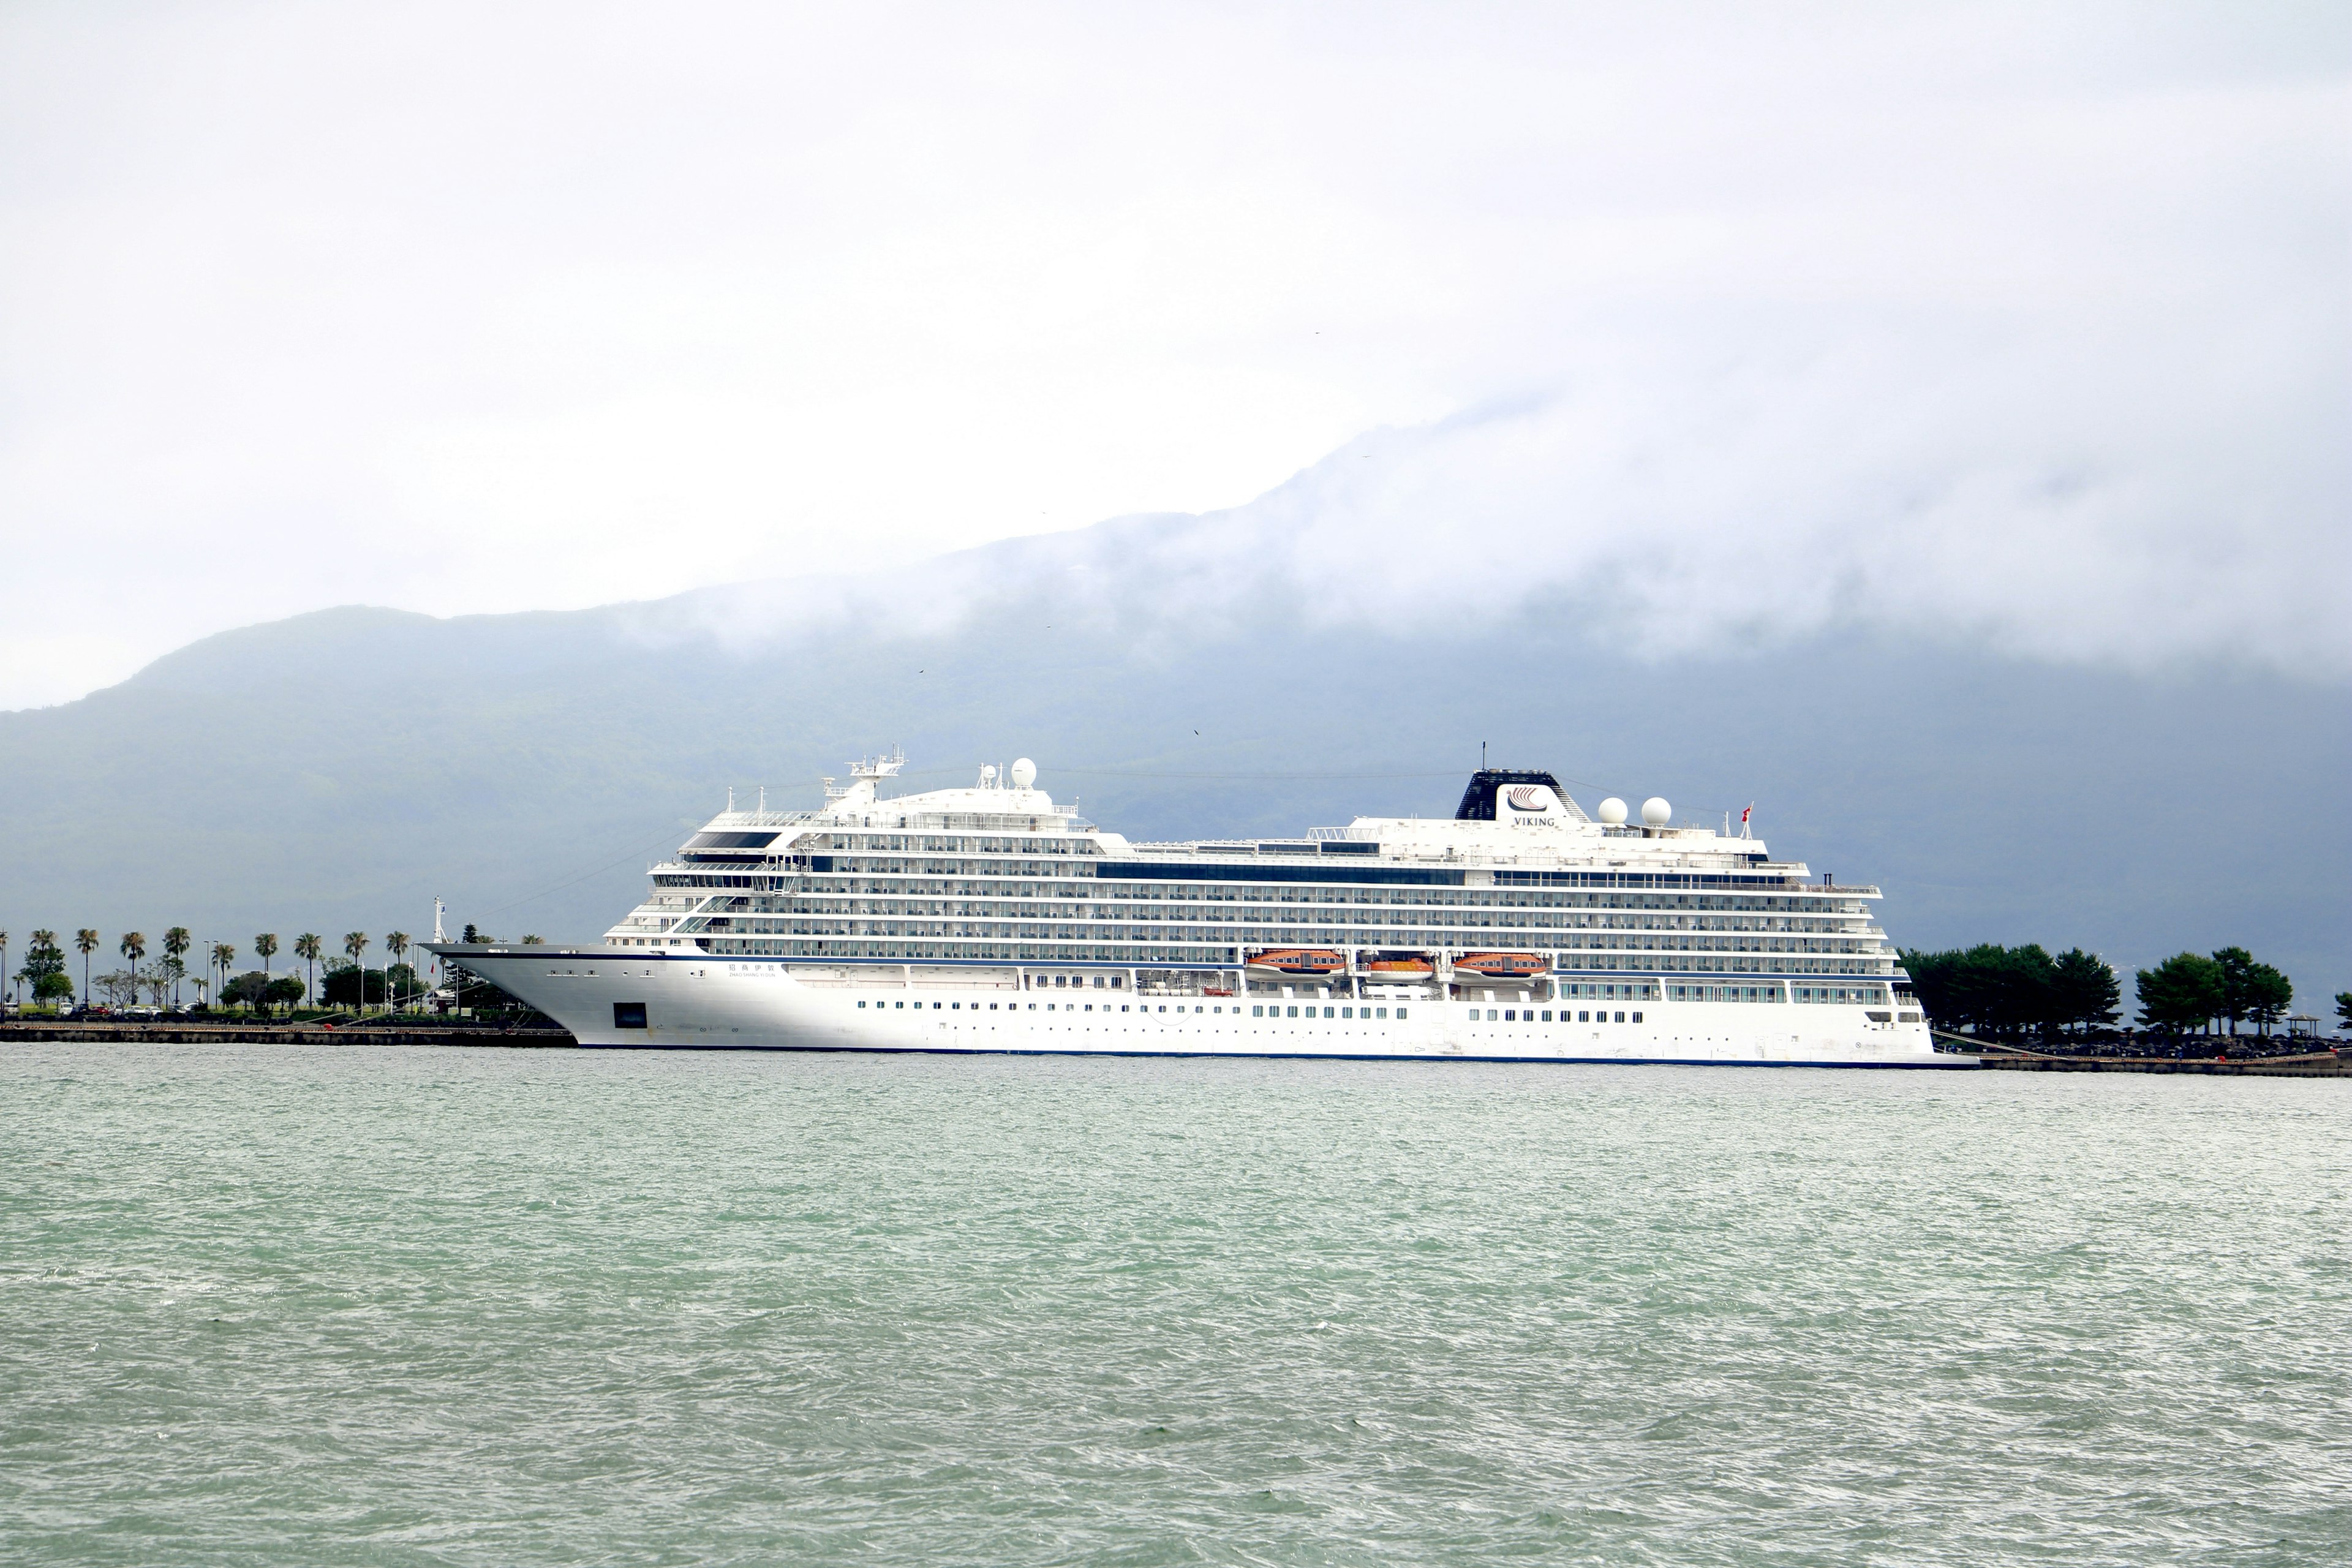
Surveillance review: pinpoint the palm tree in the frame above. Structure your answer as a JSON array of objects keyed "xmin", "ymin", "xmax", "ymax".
[
  {"xmin": 164, "ymin": 927, "xmax": 191, "ymax": 1006},
  {"xmin": 295, "ymin": 934, "xmax": 322, "ymax": 1012},
  {"xmin": 0, "ymin": 929, "xmax": 8, "ymax": 1007},
  {"xmin": 118, "ymin": 932, "xmax": 147, "ymax": 1010},
  {"xmin": 255, "ymin": 933, "xmax": 279, "ymax": 982},
  {"xmin": 211, "ymin": 942, "xmax": 236, "ymax": 1009},
  {"xmin": 343, "ymin": 931, "xmax": 370, "ymax": 1013},
  {"xmin": 385, "ymin": 931, "xmax": 410, "ymax": 1013},
  {"xmin": 75, "ymin": 929, "xmax": 100, "ymax": 1007}
]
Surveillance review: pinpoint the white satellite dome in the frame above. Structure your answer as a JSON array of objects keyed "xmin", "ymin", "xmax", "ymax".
[
  {"xmin": 1642, "ymin": 796, "xmax": 1672, "ymax": 827},
  {"xmin": 1597, "ymin": 797, "xmax": 1628, "ymax": 826},
  {"xmin": 1009, "ymin": 757, "xmax": 1038, "ymax": 789},
  {"xmin": 979, "ymin": 764, "xmax": 997, "ymax": 782}
]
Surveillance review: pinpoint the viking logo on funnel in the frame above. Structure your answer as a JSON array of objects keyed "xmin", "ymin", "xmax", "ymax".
[{"xmin": 1506, "ymin": 785, "xmax": 1556, "ymax": 814}]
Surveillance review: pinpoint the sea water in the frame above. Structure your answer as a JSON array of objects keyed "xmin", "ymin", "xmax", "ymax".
[{"xmin": 2, "ymin": 1042, "xmax": 2345, "ymax": 1566}]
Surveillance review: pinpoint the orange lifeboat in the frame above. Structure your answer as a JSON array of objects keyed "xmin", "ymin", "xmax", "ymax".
[
  {"xmin": 1246, "ymin": 948, "xmax": 1348, "ymax": 978},
  {"xmin": 1360, "ymin": 954, "xmax": 1436, "ymax": 982},
  {"xmin": 1452, "ymin": 952, "xmax": 1548, "ymax": 983}
]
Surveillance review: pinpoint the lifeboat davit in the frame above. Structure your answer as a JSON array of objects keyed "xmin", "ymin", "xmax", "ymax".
[
  {"xmin": 1451, "ymin": 952, "xmax": 1548, "ymax": 983},
  {"xmin": 1246, "ymin": 948, "xmax": 1348, "ymax": 977}
]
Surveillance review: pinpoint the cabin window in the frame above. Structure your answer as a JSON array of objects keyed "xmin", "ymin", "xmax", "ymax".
[
  {"xmin": 1376, "ymin": 1008, "xmax": 1388, "ymax": 1019},
  {"xmin": 1502, "ymin": 1009, "xmax": 1514, "ymax": 1021},
  {"xmin": 857, "ymin": 1000, "xmax": 865, "ymax": 1008},
  {"xmin": 1286, "ymin": 1006, "xmax": 1298, "ymax": 1017},
  {"xmin": 1397, "ymin": 1008, "xmax": 1408, "ymax": 1019},
  {"xmin": 1341, "ymin": 1007, "xmax": 1352, "ymax": 1019},
  {"xmin": 1578, "ymin": 1010, "xmax": 1589, "ymax": 1021},
  {"xmin": 1540, "ymin": 1010, "xmax": 1551, "ymax": 1021},
  {"xmin": 1613, "ymin": 1011, "xmax": 1625, "ymax": 1022},
  {"xmin": 1632, "ymin": 1011, "xmax": 1643, "ymax": 1022},
  {"xmin": 1324, "ymin": 1007, "xmax": 1336, "ymax": 1018},
  {"xmin": 1253, "ymin": 1006, "xmax": 1264, "ymax": 1017}
]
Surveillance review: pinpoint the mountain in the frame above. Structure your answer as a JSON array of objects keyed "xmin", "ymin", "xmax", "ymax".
[{"xmin": 3, "ymin": 514, "xmax": 2346, "ymax": 1011}]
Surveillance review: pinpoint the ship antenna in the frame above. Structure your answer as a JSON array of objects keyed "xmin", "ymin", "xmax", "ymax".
[
  {"xmin": 1480, "ymin": 741, "xmax": 1487, "ymax": 769},
  {"xmin": 726, "ymin": 786, "xmax": 735, "ymax": 812}
]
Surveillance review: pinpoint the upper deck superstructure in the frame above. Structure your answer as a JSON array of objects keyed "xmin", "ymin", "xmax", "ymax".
[{"xmin": 594, "ymin": 755, "xmax": 1907, "ymax": 1012}]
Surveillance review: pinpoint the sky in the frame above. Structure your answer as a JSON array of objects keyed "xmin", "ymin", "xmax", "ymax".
[{"xmin": 1, "ymin": 1, "xmax": 2345, "ymax": 709}]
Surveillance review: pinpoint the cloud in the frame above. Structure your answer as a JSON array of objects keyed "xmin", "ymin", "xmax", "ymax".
[{"xmin": 2, "ymin": 2, "xmax": 2345, "ymax": 704}]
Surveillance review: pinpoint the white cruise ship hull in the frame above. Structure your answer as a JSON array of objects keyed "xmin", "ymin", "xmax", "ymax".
[{"xmin": 439, "ymin": 949, "xmax": 1969, "ymax": 1068}]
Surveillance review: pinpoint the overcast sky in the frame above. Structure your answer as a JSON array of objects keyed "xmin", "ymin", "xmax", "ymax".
[{"xmin": 2, "ymin": 2, "xmax": 2344, "ymax": 709}]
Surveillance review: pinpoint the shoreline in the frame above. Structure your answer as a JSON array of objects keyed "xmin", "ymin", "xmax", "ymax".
[
  {"xmin": 0, "ymin": 1021, "xmax": 576, "ymax": 1049},
  {"xmin": 6, "ymin": 1021, "xmax": 2350, "ymax": 1074}
]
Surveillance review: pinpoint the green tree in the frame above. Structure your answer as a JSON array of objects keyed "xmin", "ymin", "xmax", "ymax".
[
  {"xmin": 2336, "ymin": 992, "xmax": 2352, "ymax": 1032},
  {"xmin": 74, "ymin": 929, "xmax": 100, "ymax": 1005},
  {"xmin": 342, "ymin": 932, "xmax": 370, "ymax": 1013},
  {"xmin": 2050, "ymin": 948, "xmax": 2119, "ymax": 1034},
  {"xmin": 1899, "ymin": 944, "xmax": 2059, "ymax": 1038},
  {"xmin": 265, "ymin": 974, "xmax": 305, "ymax": 1014},
  {"xmin": 163, "ymin": 927, "xmax": 191, "ymax": 1005},
  {"xmin": 119, "ymin": 931, "xmax": 146, "ymax": 982},
  {"xmin": 18, "ymin": 929, "xmax": 66, "ymax": 1006},
  {"xmin": 2242, "ymin": 963, "xmax": 2292, "ymax": 1035},
  {"xmin": 321, "ymin": 962, "xmax": 417, "ymax": 1007},
  {"xmin": 2137, "ymin": 952, "xmax": 2223, "ymax": 1035},
  {"xmin": 209, "ymin": 943, "xmax": 237, "ymax": 1008},
  {"xmin": 222, "ymin": 971, "xmax": 273, "ymax": 1014},
  {"xmin": 0, "ymin": 929, "xmax": 8, "ymax": 1006},
  {"xmin": 2211, "ymin": 946, "xmax": 2257, "ymax": 1035},
  {"xmin": 34, "ymin": 971, "xmax": 75, "ymax": 1004},
  {"xmin": 294, "ymin": 933, "xmax": 323, "ymax": 1006},
  {"xmin": 255, "ymin": 933, "xmax": 279, "ymax": 980},
  {"xmin": 385, "ymin": 931, "xmax": 409, "ymax": 1011}
]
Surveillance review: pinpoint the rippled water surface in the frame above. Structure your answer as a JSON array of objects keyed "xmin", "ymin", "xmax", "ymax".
[{"xmin": 3, "ymin": 1043, "xmax": 2347, "ymax": 1565}]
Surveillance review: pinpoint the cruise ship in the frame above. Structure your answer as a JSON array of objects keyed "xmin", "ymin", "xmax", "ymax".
[{"xmin": 429, "ymin": 755, "xmax": 1963, "ymax": 1067}]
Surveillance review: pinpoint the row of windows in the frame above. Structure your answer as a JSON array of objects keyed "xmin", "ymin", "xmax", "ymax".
[
  {"xmin": 710, "ymin": 938, "xmax": 1891, "ymax": 975},
  {"xmin": 794, "ymin": 876, "xmax": 1863, "ymax": 914},
  {"xmin": 1473, "ymin": 1008, "xmax": 1642, "ymax": 1023},
  {"xmin": 1667, "ymin": 984, "xmax": 1785, "ymax": 1004},
  {"xmin": 659, "ymin": 869, "xmax": 1870, "ymax": 917},
  {"xmin": 846, "ymin": 998, "xmax": 1650, "ymax": 1024},
  {"xmin": 777, "ymin": 901, "xmax": 1868, "ymax": 933},
  {"xmin": 854, "ymin": 998, "xmax": 1405, "ymax": 1018}
]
